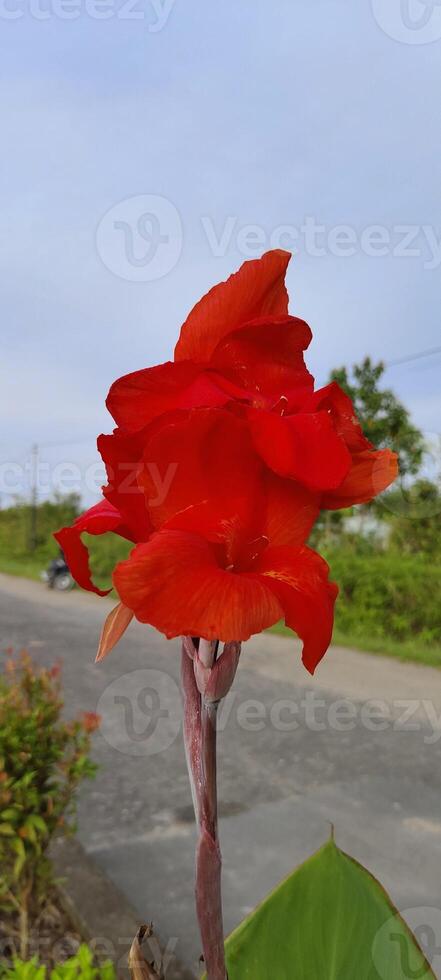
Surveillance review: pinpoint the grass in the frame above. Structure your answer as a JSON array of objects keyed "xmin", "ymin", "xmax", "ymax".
[
  {"xmin": 0, "ymin": 555, "xmax": 43, "ymax": 581},
  {"xmin": 1, "ymin": 555, "xmax": 440, "ymax": 670},
  {"xmin": 270, "ymin": 622, "xmax": 441, "ymax": 669}
]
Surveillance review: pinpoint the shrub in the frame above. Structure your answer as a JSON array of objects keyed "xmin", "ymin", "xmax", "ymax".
[
  {"xmin": 0, "ymin": 944, "xmax": 115, "ymax": 980},
  {"xmin": 0, "ymin": 497, "xmax": 81, "ymax": 565},
  {"xmin": 326, "ymin": 550, "xmax": 441, "ymax": 645},
  {"xmin": 0, "ymin": 653, "xmax": 99, "ymax": 959}
]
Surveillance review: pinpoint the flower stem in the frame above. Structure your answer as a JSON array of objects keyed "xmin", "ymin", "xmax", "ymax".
[{"xmin": 181, "ymin": 642, "xmax": 227, "ymax": 980}]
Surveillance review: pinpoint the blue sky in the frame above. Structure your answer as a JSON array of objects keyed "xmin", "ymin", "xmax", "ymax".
[{"xmin": 1, "ymin": 0, "xmax": 440, "ymax": 505}]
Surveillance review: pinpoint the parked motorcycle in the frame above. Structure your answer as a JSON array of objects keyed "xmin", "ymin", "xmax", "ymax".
[{"xmin": 41, "ymin": 553, "xmax": 74, "ymax": 591}]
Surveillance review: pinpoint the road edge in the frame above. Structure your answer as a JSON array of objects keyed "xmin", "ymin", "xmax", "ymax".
[{"xmin": 50, "ymin": 837, "xmax": 195, "ymax": 979}]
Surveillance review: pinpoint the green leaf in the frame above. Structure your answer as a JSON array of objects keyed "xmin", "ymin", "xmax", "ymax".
[
  {"xmin": 26, "ymin": 814, "xmax": 48, "ymax": 834},
  {"xmin": 11, "ymin": 836, "xmax": 27, "ymax": 879},
  {"xmin": 0, "ymin": 823, "xmax": 15, "ymax": 835},
  {"xmin": 1, "ymin": 807, "xmax": 21, "ymax": 820},
  {"xmin": 220, "ymin": 840, "xmax": 436, "ymax": 979}
]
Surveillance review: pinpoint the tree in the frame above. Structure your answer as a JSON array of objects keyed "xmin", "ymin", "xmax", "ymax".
[
  {"xmin": 386, "ymin": 478, "xmax": 441, "ymax": 556},
  {"xmin": 330, "ymin": 357, "xmax": 424, "ymax": 479}
]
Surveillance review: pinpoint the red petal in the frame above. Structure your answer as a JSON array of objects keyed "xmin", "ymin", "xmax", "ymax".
[
  {"xmin": 263, "ymin": 472, "xmax": 320, "ymax": 547},
  {"xmin": 98, "ymin": 429, "xmax": 153, "ymax": 542},
  {"xmin": 54, "ymin": 500, "xmax": 132, "ymax": 596},
  {"xmin": 139, "ymin": 408, "xmax": 264, "ymax": 554},
  {"xmin": 113, "ymin": 531, "xmax": 283, "ymax": 641},
  {"xmin": 106, "ymin": 361, "xmax": 231, "ymax": 432},
  {"xmin": 248, "ymin": 408, "xmax": 352, "ymax": 491},
  {"xmin": 209, "ymin": 315, "xmax": 313, "ymax": 400},
  {"xmin": 322, "ymin": 448, "xmax": 398, "ymax": 509},
  {"xmin": 302, "ymin": 382, "xmax": 372, "ymax": 452},
  {"xmin": 252, "ymin": 545, "xmax": 338, "ymax": 674},
  {"xmin": 175, "ymin": 250, "xmax": 291, "ymax": 363}
]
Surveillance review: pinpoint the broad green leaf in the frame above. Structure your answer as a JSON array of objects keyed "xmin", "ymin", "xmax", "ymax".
[{"xmin": 220, "ymin": 840, "xmax": 436, "ymax": 979}]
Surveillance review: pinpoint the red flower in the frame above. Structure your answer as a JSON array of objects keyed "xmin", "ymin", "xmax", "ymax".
[
  {"xmin": 107, "ymin": 250, "xmax": 397, "ymax": 502},
  {"xmin": 115, "ymin": 408, "xmax": 335, "ymax": 673},
  {"xmin": 56, "ymin": 250, "xmax": 398, "ymax": 673}
]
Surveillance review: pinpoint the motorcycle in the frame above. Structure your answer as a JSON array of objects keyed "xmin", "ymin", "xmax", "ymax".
[{"xmin": 41, "ymin": 556, "xmax": 74, "ymax": 591}]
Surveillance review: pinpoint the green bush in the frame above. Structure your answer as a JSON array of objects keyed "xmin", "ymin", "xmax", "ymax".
[
  {"xmin": 327, "ymin": 549, "xmax": 441, "ymax": 645},
  {"xmin": 0, "ymin": 944, "xmax": 115, "ymax": 980},
  {"xmin": 0, "ymin": 653, "xmax": 100, "ymax": 958},
  {"xmin": 0, "ymin": 498, "xmax": 131, "ymax": 592},
  {"xmin": 0, "ymin": 497, "xmax": 80, "ymax": 565},
  {"xmin": 83, "ymin": 534, "xmax": 131, "ymax": 592}
]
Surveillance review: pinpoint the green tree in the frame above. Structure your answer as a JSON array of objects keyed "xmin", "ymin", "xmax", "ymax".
[
  {"xmin": 387, "ymin": 478, "xmax": 441, "ymax": 556},
  {"xmin": 330, "ymin": 357, "xmax": 424, "ymax": 478}
]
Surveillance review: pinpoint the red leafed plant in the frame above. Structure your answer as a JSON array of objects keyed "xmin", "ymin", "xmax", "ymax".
[{"xmin": 56, "ymin": 250, "xmax": 397, "ymax": 979}]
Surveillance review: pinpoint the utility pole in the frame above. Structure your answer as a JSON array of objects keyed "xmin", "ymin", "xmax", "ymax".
[{"xmin": 29, "ymin": 443, "xmax": 39, "ymax": 553}]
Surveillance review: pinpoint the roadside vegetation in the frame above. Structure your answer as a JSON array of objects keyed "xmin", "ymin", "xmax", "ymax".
[{"xmin": 0, "ymin": 653, "xmax": 99, "ymax": 966}]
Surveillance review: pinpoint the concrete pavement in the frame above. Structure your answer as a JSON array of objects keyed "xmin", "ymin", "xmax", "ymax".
[{"xmin": 1, "ymin": 573, "xmax": 441, "ymax": 977}]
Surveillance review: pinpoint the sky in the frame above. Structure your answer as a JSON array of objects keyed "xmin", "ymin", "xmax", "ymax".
[{"xmin": 1, "ymin": 0, "xmax": 441, "ymax": 506}]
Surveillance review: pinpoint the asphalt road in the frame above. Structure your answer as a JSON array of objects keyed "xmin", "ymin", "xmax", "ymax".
[{"xmin": 2, "ymin": 573, "xmax": 441, "ymax": 978}]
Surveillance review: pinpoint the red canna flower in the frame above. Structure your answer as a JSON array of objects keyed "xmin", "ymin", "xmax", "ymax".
[
  {"xmin": 110, "ymin": 408, "xmax": 334, "ymax": 673},
  {"xmin": 106, "ymin": 250, "xmax": 397, "ymax": 502},
  {"xmin": 55, "ymin": 250, "xmax": 398, "ymax": 674}
]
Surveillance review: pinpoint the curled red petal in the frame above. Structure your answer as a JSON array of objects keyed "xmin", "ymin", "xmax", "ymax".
[
  {"xmin": 106, "ymin": 361, "xmax": 231, "ymax": 432},
  {"xmin": 322, "ymin": 448, "xmax": 399, "ymax": 509},
  {"xmin": 248, "ymin": 408, "xmax": 352, "ymax": 491},
  {"xmin": 54, "ymin": 500, "xmax": 132, "ymax": 596},
  {"xmin": 175, "ymin": 250, "xmax": 291, "ymax": 363},
  {"xmin": 252, "ymin": 545, "xmax": 338, "ymax": 674},
  {"xmin": 209, "ymin": 314, "xmax": 314, "ymax": 400},
  {"xmin": 302, "ymin": 381, "xmax": 372, "ymax": 453}
]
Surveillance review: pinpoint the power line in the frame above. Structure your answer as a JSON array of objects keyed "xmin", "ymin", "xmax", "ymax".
[{"xmin": 386, "ymin": 345, "xmax": 441, "ymax": 368}]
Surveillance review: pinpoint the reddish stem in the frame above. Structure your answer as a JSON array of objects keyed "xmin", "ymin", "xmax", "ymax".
[{"xmin": 181, "ymin": 643, "xmax": 227, "ymax": 980}]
